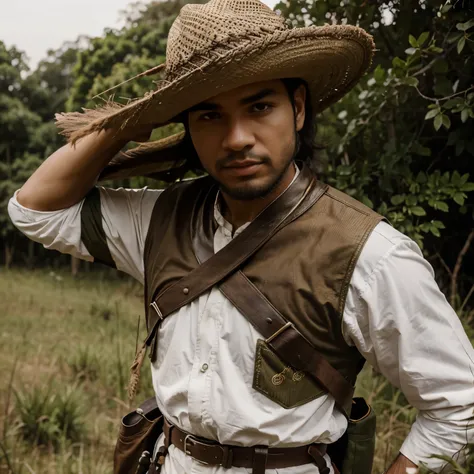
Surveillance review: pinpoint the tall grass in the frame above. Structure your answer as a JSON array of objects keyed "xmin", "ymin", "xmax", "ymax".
[
  {"xmin": 14, "ymin": 384, "xmax": 85, "ymax": 448},
  {"xmin": 0, "ymin": 268, "xmax": 471, "ymax": 473},
  {"xmin": 0, "ymin": 269, "xmax": 152, "ymax": 473}
]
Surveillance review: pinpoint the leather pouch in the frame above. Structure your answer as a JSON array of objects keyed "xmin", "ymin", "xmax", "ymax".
[
  {"xmin": 328, "ymin": 397, "xmax": 376, "ymax": 474},
  {"xmin": 252, "ymin": 339, "xmax": 325, "ymax": 408},
  {"xmin": 114, "ymin": 397, "xmax": 163, "ymax": 474}
]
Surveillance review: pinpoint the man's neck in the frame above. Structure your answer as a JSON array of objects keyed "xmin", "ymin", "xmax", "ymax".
[{"xmin": 221, "ymin": 163, "xmax": 297, "ymax": 230}]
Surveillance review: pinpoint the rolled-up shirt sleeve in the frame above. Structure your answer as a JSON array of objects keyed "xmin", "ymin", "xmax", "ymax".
[
  {"xmin": 7, "ymin": 187, "xmax": 161, "ymax": 284},
  {"xmin": 343, "ymin": 223, "xmax": 474, "ymax": 472}
]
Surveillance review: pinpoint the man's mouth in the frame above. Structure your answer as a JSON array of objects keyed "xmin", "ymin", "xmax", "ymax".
[
  {"xmin": 224, "ymin": 159, "xmax": 262, "ymax": 168},
  {"xmin": 222, "ymin": 160, "xmax": 264, "ymax": 176}
]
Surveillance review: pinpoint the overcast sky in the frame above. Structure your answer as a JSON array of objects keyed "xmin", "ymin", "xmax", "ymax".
[{"xmin": 1, "ymin": 0, "xmax": 279, "ymax": 69}]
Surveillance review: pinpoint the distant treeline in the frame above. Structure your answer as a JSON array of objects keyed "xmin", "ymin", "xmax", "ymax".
[{"xmin": 1, "ymin": 0, "xmax": 473, "ymax": 315}]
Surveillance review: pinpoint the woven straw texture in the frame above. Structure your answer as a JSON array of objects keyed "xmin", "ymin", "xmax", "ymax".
[
  {"xmin": 167, "ymin": 0, "xmax": 286, "ymax": 73},
  {"xmin": 56, "ymin": 0, "xmax": 375, "ymax": 179}
]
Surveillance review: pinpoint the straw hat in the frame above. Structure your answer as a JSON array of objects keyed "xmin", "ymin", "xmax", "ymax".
[{"xmin": 56, "ymin": 0, "xmax": 375, "ymax": 180}]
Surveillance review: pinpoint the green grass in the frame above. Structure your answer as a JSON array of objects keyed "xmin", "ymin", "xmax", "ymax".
[
  {"xmin": 0, "ymin": 269, "xmax": 153, "ymax": 474},
  {"xmin": 0, "ymin": 268, "xmax": 467, "ymax": 473}
]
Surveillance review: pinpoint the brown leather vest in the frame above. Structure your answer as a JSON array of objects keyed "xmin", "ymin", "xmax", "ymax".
[{"xmin": 143, "ymin": 169, "xmax": 384, "ymax": 386}]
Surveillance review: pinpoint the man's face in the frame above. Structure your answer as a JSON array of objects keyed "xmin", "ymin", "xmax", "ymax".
[{"xmin": 188, "ymin": 79, "xmax": 306, "ymax": 200}]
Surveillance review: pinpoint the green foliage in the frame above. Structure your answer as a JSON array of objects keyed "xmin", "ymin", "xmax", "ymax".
[
  {"xmin": 14, "ymin": 385, "xmax": 85, "ymax": 448},
  {"xmin": 277, "ymin": 0, "xmax": 474, "ymax": 259},
  {"xmin": 0, "ymin": 39, "xmax": 77, "ymax": 264},
  {"xmin": 67, "ymin": 0, "xmax": 205, "ymax": 112}
]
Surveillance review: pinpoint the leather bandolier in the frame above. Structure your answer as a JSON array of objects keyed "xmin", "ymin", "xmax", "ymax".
[{"xmin": 143, "ymin": 166, "xmax": 383, "ymax": 391}]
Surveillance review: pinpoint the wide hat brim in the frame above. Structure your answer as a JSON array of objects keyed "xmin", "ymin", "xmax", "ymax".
[{"xmin": 58, "ymin": 24, "xmax": 374, "ymax": 181}]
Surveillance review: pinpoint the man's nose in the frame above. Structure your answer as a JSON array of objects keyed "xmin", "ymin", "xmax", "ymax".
[{"xmin": 222, "ymin": 119, "xmax": 256, "ymax": 151}]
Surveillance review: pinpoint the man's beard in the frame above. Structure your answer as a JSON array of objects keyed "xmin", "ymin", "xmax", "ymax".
[
  {"xmin": 212, "ymin": 132, "xmax": 299, "ymax": 201},
  {"xmin": 217, "ymin": 158, "xmax": 293, "ymax": 201}
]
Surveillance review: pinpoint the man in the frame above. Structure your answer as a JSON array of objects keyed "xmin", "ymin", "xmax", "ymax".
[{"xmin": 8, "ymin": 0, "xmax": 474, "ymax": 473}]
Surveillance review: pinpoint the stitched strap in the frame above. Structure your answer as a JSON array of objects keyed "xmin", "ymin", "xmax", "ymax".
[
  {"xmin": 191, "ymin": 167, "xmax": 354, "ymax": 416},
  {"xmin": 80, "ymin": 187, "xmax": 116, "ymax": 268}
]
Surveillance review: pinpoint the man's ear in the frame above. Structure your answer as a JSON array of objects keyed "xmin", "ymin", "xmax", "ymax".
[{"xmin": 293, "ymin": 85, "xmax": 306, "ymax": 132}]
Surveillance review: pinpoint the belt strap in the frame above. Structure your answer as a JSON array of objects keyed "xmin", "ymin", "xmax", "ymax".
[
  {"xmin": 162, "ymin": 419, "xmax": 330, "ymax": 474},
  {"xmin": 253, "ymin": 447, "xmax": 268, "ymax": 474}
]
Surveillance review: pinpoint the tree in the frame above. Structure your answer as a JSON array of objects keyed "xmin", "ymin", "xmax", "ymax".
[
  {"xmin": 0, "ymin": 42, "xmax": 43, "ymax": 267},
  {"xmin": 1, "ymin": 1, "xmax": 202, "ymax": 267},
  {"xmin": 67, "ymin": 0, "xmax": 205, "ymax": 112},
  {"xmin": 0, "ymin": 40, "xmax": 79, "ymax": 267},
  {"xmin": 276, "ymin": 0, "xmax": 474, "ymax": 304}
]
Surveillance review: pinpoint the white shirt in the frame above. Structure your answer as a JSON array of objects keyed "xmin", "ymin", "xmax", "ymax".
[{"xmin": 8, "ymin": 185, "xmax": 474, "ymax": 474}]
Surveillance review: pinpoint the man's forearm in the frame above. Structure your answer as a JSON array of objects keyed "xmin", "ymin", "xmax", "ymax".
[
  {"xmin": 385, "ymin": 453, "xmax": 418, "ymax": 474},
  {"xmin": 17, "ymin": 129, "xmax": 129, "ymax": 212}
]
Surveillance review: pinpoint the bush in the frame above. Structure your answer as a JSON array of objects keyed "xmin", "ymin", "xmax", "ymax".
[
  {"xmin": 14, "ymin": 384, "xmax": 85, "ymax": 448},
  {"xmin": 276, "ymin": 0, "xmax": 474, "ymax": 314}
]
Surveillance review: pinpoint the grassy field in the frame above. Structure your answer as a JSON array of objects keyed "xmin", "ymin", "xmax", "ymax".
[
  {"xmin": 0, "ymin": 268, "xmax": 450, "ymax": 473},
  {"xmin": 0, "ymin": 269, "xmax": 156, "ymax": 474}
]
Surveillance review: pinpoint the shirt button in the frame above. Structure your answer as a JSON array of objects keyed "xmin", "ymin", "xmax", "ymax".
[
  {"xmin": 183, "ymin": 287, "xmax": 189, "ymax": 295},
  {"xmin": 200, "ymin": 363, "xmax": 209, "ymax": 373}
]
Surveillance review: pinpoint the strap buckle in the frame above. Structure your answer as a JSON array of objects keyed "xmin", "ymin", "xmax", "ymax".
[
  {"xmin": 150, "ymin": 301, "xmax": 164, "ymax": 320},
  {"xmin": 265, "ymin": 321, "xmax": 294, "ymax": 344},
  {"xmin": 183, "ymin": 434, "xmax": 233, "ymax": 468}
]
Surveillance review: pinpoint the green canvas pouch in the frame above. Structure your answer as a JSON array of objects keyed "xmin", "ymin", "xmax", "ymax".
[
  {"xmin": 252, "ymin": 339, "xmax": 375, "ymax": 473},
  {"xmin": 328, "ymin": 397, "xmax": 376, "ymax": 474}
]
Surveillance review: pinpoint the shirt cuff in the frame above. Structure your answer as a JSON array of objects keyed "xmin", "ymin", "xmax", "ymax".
[
  {"xmin": 400, "ymin": 414, "xmax": 472, "ymax": 472},
  {"xmin": 8, "ymin": 189, "xmax": 94, "ymax": 262}
]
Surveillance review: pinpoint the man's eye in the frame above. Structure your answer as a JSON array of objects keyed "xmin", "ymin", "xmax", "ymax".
[
  {"xmin": 199, "ymin": 112, "xmax": 221, "ymax": 121},
  {"xmin": 251, "ymin": 103, "xmax": 272, "ymax": 113}
]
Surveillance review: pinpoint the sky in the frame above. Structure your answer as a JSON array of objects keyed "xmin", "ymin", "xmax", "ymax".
[{"xmin": 0, "ymin": 0, "xmax": 279, "ymax": 69}]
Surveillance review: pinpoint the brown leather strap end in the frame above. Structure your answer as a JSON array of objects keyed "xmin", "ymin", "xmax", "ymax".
[
  {"xmin": 252, "ymin": 446, "xmax": 268, "ymax": 474},
  {"xmin": 308, "ymin": 444, "xmax": 330, "ymax": 474},
  {"xmin": 163, "ymin": 419, "xmax": 173, "ymax": 450}
]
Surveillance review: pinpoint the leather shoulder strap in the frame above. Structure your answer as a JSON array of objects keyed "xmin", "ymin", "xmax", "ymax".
[
  {"xmin": 192, "ymin": 171, "xmax": 354, "ymax": 417},
  {"xmin": 145, "ymin": 166, "xmax": 325, "ymax": 353},
  {"xmin": 219, "ymin": 271, "xmax": 353, "ymax": 416},
  {"xmin": 81, "ymin": 187, "xmax": 116, "ymax": 268}
]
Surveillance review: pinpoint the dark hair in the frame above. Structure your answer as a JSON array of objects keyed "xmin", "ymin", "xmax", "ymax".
[
  {"xmin": 280, "ymin": 78, "xmax": 317, "ymax": 169},
  {"xmin": 180, "ymin": 78, "xmax": 317, "ymax": 173}
]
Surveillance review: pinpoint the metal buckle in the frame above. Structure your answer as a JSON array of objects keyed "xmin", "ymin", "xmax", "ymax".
[
  {"xmin": 183, "ymin": 434, "xmax": 232, "ymax": 468},
  {"xmin": 150, "ymin": 301, "xmax": 164, "ymax": 320},
  {"xmin": 183, "ymin": 435, "xmax": 210, "ymax": 464},
  {"xmin": 265, "ymin": 321, "xmax": 294, "ymax": 344}
]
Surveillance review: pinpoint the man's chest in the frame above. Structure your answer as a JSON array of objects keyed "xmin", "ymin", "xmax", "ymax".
[{"xmin": 153, "ymin": 275, "xmax": 260, "ymax": 378}]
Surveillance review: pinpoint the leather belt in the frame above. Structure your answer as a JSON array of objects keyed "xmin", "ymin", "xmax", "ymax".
[{"xmin": 159, "ymin": 418, "xmax": 330, "ymax": 474}]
